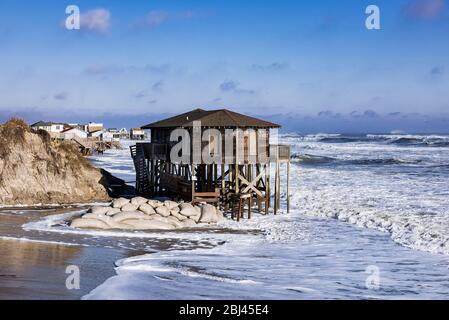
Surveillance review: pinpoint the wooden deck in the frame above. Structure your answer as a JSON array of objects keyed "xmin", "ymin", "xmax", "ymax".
[{"xmin": 70, "ymin": 137, "xmax": 122, "ymax": 156}]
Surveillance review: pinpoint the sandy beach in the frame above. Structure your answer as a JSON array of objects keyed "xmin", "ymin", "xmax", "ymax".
[
  {"xmin": 0, "ymin": 204, "xmax": 229, "ymax": 299},
  {"xmin": 0, "ymin": 206, "xmax": 134, "ymax": 299}
]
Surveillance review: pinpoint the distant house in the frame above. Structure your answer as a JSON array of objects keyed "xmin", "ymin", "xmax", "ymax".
[
  {"xmin": 90, "ymin": 130, "xmax": 104, "ymax": 139},
  {"xmin": 61, "ymin": 127, "xmax": 88, "ymax": 140},
  {"xmin": 107, "ymin": 128, "xmax": 121, "ymax": 141},
  {"xmin": 118, "ymin": 128, "xmax": 129, "ymax": 139},
  {"xmin": 68, "ymin": 123, "xmax": 85, "ymax": 131},
  {"xmin": 90, "ymin": 129, "xmax": 120, "ymax": 142},
  {"xmin": 84, "ymin": 122, "xmax": 104, "ymax": 133},
  {"xmin": 130, "ymin": 128, "xmax": 145, "ymax": 140},
  {"xmin": 31, "ymin": 121, "xmax": 66, "ymax": 133}
]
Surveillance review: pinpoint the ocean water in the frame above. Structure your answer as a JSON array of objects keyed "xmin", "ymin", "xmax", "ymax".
[
  {"xmin": 24, "ymin": 136, "xmax": 449, "ymax": 299},
  {"xmin": 286, "ymin": 133, "xmax": 449, "ymax": 255},
  {"xmin": 80, "ymin": 134, "xmax": 449, "ymax": 299}
]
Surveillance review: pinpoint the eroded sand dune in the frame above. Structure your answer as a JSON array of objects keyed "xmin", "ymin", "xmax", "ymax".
[{"xmin": 0, "ymin": 119, "xmax": 121, "ymax": 205}]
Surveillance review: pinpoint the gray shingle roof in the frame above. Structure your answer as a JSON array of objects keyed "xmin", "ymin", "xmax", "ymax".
[{"xmin": 142, "ymin": 108, "xmax": 280, "ymax": 129}]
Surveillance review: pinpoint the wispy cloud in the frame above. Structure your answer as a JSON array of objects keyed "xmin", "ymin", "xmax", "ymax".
[
  {"xmin": 84, "ymin": 64, "xmax": 125, "ymax": 75},
  {"xmin": 134, "ymin": 91, "xmax": 148, "ymax": 99},
  {"xmin": 54, "ymin": 92, "xmax": 69, "ymax": 101},
  {"xmin": 139, "ymin": 10, "xmax": 170, "ymax": 28},
  {"xmin": 430, "ymin": 66, "xmax": 444, "ymax": 75},
  {"xmin": 135, "ymin": 10, "xmax": 202, "ymax": 28},
  {"xmin": 219, "ymin": 80, "xmax": 255, "ymax": 95},
  {"xmin": 134, "ymin": 81, "xmax": 164, "ymax": 99},
  {"xmin": 144, "ymin": 64, "xmax": 171, "ymax": 74},
  {"xmin": 84, "ymin": 63, "xmax": 172, "ymax": 76},
  {"xmin": 152, "ymin": 80, "xmax": 164, "ymax": 92},
  {"xmin": 317, "ymin": 110, "xmax": 342, "ymax": 119},
  {"xmin": 250, "ymin": 62, "xmax": 289, "ymax": 72},
  {"xmin": 403, "ymin": 0, "xmax": 446, "ymax": 20},
  {"xmin": 80, "ymin": 9, "xmax": 111, "ymax": 33}
]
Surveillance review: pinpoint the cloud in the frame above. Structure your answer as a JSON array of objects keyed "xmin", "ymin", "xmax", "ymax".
[
  {"xmin": 144, "ymin": 64, "xmax": 171, "ymax": 74},
  {"xmin": 317, "ymin": 110, "xmax": 342, "ymax": 118},
  {"xmin": 54, "ymin": 92, "xmax": 69, "ymax": 101},
  {"xmin": 363, "ymin": 110, "xmax": 378, "ymax": 118},
  {"xmin": 80, "ymin": 9, "xmax": 111, "ymax": 33},
  {"xmin": 134, "ymin": 91, "xmax": 148, "ymax": 99},
  {"xmin": 135, "ymin": 10, "xmax": 201, "ymax": 28},
  {"xmin": 219, "ymin": 81, "xmax": 237, "ymax": 92},
  {"xmin": 219, "ymin": 80, "xmax": 255, "ymax": 95},
  {"xmin": 84, "ymin": 64, "xmax": 125, "ymax": 75},
  {"xmin": 152, "ymin": 80, "xmax": 164, "ymax": 92},
  {"xmin": 83, "ymin": 63, "xmax": 173, "ymax": 76},
  {"xmin": 133, "ymin": 81, "xmax": 164, "ymax": 99},
  {"xmin": 251, "ymin": 62, "xmax": 289, "ymax": 72},
  {"xmin": 141, "ymin": 10, "xmax": 170, "ymax": 28},
  {"xmin": 403, "ymin": 0, "xmax": 446, "ymax": 20},
  {"xmin": 430, "ymin": 66, "xmax": 444, "ymax": 75}
]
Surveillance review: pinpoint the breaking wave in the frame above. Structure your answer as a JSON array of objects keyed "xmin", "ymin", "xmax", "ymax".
[
  {"xmin": 287, "ymin": 133, "xmax": 449, "ymax": 147},
  {"xmin": 291, "ymin": 154, "xmax": 424, "ymax": 166}
]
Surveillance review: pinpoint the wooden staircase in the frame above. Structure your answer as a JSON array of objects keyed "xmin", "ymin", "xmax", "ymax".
[{"xmin": 130, "ymin": 144, "xmax": 150, "ymax": 195}]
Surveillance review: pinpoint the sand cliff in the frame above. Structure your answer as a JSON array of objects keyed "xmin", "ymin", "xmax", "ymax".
[{"xmin": 0, "ymin": 119, "xmax": 119, "ymax": 205}]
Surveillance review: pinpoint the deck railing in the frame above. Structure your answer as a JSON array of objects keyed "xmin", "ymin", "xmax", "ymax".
[{"xmin": 136, "ymin": 142, "xmax": 291, "ymax": 163}]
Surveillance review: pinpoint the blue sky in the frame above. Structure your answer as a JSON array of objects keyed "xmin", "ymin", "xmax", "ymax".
[{"xmin": 0, "ymin": 0, "xmax": 448, "ymax": 132}]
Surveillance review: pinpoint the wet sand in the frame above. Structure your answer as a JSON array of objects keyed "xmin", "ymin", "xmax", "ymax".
[
  {"xmin": 0, "ymin": 205, "xmax": 233, "ymax": 299},
  {"xmin": 0, "ymin": 206, "xmax": 141, "ymax": 299},
  {"xmin": 0, "ymin": 239, "xmax": 128, "ymax": 299}
]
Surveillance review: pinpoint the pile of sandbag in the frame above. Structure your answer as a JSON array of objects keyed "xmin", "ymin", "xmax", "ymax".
[{"xmin": 70, "ymin": 197, "xmax": 225, "ymax": 230}]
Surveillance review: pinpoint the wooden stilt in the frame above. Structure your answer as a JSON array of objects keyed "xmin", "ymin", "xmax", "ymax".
[
  {"xmin": 287, "ymin": 161, "xmax": 290, "ymax": 213},
  {"xmin": 274, "ymin": 161, "xmax": 280, "ymax": 215},
  {"xmin": 235, "ymin": 164, "xmax": 240, "ymax": 193},
  {"xmin": 266, "ymin": 163, "xmax": 271, "ymax": 211}
]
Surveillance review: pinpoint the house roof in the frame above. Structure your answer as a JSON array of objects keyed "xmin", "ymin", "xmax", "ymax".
[
  {"xmin": 31, "ymin": 120, "xmax": 66, "ymax": 127},
  {"xmin": 141, "ymin": 108, "xmax": 280, "ymax": 129},
  {"xmin": 61, "ymin": 127, "xmax": 86, "ymax": 133}
]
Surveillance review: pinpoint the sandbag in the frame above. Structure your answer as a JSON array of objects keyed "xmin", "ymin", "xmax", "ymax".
[
  {"xmin": 121, "ymin": 203, "xmax": 140, "ymax": 212},
  {"xmin": 156, "ymin": 206, "xmax": 170, "ymax": 217},
  {"xmin": 164, "ymin": 200, "xmax": 179, "ymax": 210},
  {"xmin": 82, "ymin": 214, "xmax": 129, "ymax": 229},
  {"xmin": 112, "ymin": 211, "xmax": 149, "ymax": 222},
  {"xmin": 182, "ymin": 219, "xmax": 197, "ymax": 228},
  {"xmin": 189, "ymin": 214, "xmax": 201, "ymax": 223},
  {"xmin": 82, "ymin": 213, "xmax": 108, "ymax": 220},
  {"xmin": 70, "ymin": 218, "xmax": 110, "ymax": 229},
  {"xmin": 179, "ymin": 203, "xmax": 199, "ymax": 217},
  {"xmin": 131, "ymin": 196, "xmax": 148, "ymax": 206},
  {"xmin": 166, "ymin": 216, "xmax": 184, "ymax": 228},
  {"xmin": 170, "ymin": 210, "xmax": 187, "ymax": 221},
  {"xmin": 199, "ymin": 204, "xmax": 219, "ymax": 223},
  {"xmin": 122, "ymin": 219, "xmax": 175, "ymax": 230},
  {"xmin": 88, "ymin": 206, "xmax": 110, "ymax": 215},
  {"xmin": 216, "ymin": 209, "xmax": 225, "ymax": 222},
  {"xmin": 105, "ymin": 208, "xmax": 121, "ymax": 216},
  {"xmin": 139, "ymin": 203, "xmax": 156, "ymax": 215},
  {"xmin": 152, "ymin": 215, "xmax": 183, "ymax": 228},
  {"xmin": 170, "ymin": 206, "xmax": 180, "ymax": 214},
  {"xmin": 147, "ymin": 199, "xmax": 163, "ymax": 208},
  {"xmin": 112, "ymin": 197, "xmax": 130, "ymax": 208}
]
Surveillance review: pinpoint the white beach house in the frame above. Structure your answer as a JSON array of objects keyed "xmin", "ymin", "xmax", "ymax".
[
  {"xmin": 61, "ymin": 127, "xmax": 88, "ymax": 140},
  {"xmin": 31, "ymin": 121, "xmax": 66, "ymax": 133}
]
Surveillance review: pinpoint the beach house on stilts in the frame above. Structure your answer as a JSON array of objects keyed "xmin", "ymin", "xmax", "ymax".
[{"xmin": 130, "ymin": 108, "xmax": 291, "ymax": 219}]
